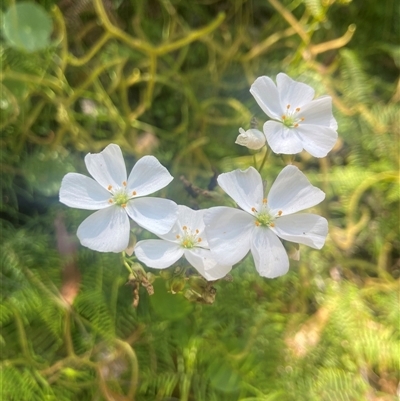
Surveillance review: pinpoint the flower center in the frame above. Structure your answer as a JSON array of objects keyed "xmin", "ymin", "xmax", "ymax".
[
  {"xmin": 252, "ymin": 199, "xmax": 283, "ymax": 228},
  {"xmin": 281, "ymin": 104, "xmax": 305, "ymax": 128},
  {"xmin": 107, "ymin": 182, "xmax": 136, "ymax": 208},
  {"xmin": 113, "ymin": 190, "xmax": 130, "ymax": 207},
  {"xmin": 256, "ymin": 211, "xmax": 274, "ymax": 227},
  {"xmin": 176, "ymin": 226, "xmax": 202, "ymax": 249}
]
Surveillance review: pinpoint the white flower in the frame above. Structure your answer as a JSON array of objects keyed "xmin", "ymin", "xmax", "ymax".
[
  {"xmin": 204, "ymin": 165, "xmax": 328, "ymax": 278},
  {"xmin": 250, "ymin": 73, "xmax": 338, "ymax": 158},
  {"xmin": 135, "ymin": 205, "xmax": 232, "ymax": 281},
  {"xmin": 59, "ymin": 144, "xmax": 178, "ymax": 253},
  {"xmin": 235, "ymin": 127, "xmax": 265, "ymax": 150}
]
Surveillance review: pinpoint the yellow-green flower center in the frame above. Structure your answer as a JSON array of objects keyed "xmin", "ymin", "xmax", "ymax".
[
  {"xmin": 113, "ymin": 191, "xmax": 130, "ymax": 206},
  {"xmin": 252, "ymin": 200, "xmax": 283, "ymax": 228},
  {"xmin": 282, "ymin": 115, "xmax": 296, "ymax": 128},
  {"xmin": 176, "ymin": 226, "xmax": 202, "ymax": 249},
  {"xmin": 107, "ymin": 182, "xmax": 136, "ymax": 208},
  {"xmin": 281, "ymin": 104, "xmax": 305, "ymax": 128},
  {"xmin": 256, "ymin": 212, "xmax": 274, "ymax": 227}
]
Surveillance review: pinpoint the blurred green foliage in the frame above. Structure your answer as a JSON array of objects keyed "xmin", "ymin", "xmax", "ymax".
[{"xmin": 1, "ymin": 0, "xmax": 399, "ymax": 400}]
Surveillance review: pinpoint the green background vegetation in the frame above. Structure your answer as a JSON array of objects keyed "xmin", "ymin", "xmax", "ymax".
[{"xmin": 1, "ymin": 0, "xmax": 399, "ymax": 400}]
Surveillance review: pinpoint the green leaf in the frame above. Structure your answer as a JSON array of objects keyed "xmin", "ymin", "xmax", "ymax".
[
  {"xmin": 207, "ymin": 359, "xmax": 241, "ymax": 393},
  {"xmin": 150, "ymin": 280, "xmax": 193, "ymax": 321},
  {"xmin": 3, "ymin": 2, "xmax": 53, "ymax": 52},
  {"xmin": 22, "ymin": 150, "xmax": 76, "ymax": 197}
]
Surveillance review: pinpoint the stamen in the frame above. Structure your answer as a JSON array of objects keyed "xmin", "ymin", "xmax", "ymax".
[
  {"xmin": 263, "ymin": 198, "xmax": 268, "ymax": 204},
  {"xmin": 122, "ymin": 181, "xmax": 127, "ymax": 186},
  {"xmin": 286, "ymin": 104, "xmax": 291, "ymax": 109},
  {"xmin": 132, "ymin": 191, "xmax": 137, "ymax": 196},
  {"xmin": 121, "ymin": 203, "xmax": 127, "ymax": 208},
  {"xmin": 278, "ymin": 210, "xmax": 283, "ymax": 216},
  {"xmin": 251, "ymin": 207, "xmax": 257, "ymax": 212},
  {"xmin": 178, "ymin": 225, "xmax": 203, "ymax": 249},
  {"xmin": 281, "ymin": 115, "xmax": 286, "ymax": 120},
  {"xmin": 294, "ymin": 123, "xmax": 299, "ymax": 128},
  {"xmin": 270, "ymin": 223, "xmax": 275, "ymax": 227},
  {"xmin": 295, "ymin": 107, "xmax": 300, "ymax": 112},
  {"xmin": 108, "ymin": 199, "xmax": 114, "ymax": 204},
  {"xmin": 300, "ymin": 117, "xmax": 305, "ymax": 121},
  {"xmin": 107, "ymin": 185, "xmax": 112, "ymax": 191},
  {"xmin": 255, "ymin": 221, "xmax": 260, "ymax": 226}
]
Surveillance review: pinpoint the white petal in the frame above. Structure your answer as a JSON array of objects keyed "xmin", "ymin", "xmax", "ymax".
[
  {"xmin": 276, "ymin": 73, "xmax": 315, "ymax": 109},
  {"xmin": 204, "ymin": 207, "xmax": 254, "ymax": 266},
  {"xmin": 185, "ymin": 248, "xmax": 232, "ymax": 281},
  {"xmin": 59, "ymin": 173, "xmax": 111, "ymax": 210},
  {"xmin": 127, "ymin": 155, "xmax": 173, "ymax": 197},
  {"xmin": 250, "ymin": 76, "xmax": 282, "ymax": 119},
  {"xmin": 296, "ymin": 124, "xmax": 338, "ymax": 158},
  {"xmin": 77, "ymin": 206, "xmax": 130, "ymax": 252},
  {"xmin": 299, "ymin": 96, "xmax": 336, "ymax": 127},
  {"xmin": 268, "ymin": 165, "xmax": 325, "ymax": 215},
  {"xmin": 251, "ymin": 228, "xmax": 289, "ymax": 278},
  {"xmin": 126, "ymin": 197, "xmax": 178, "ymax": 235},
  {"xmin": 235, "ymin": 128, "xmax": 266, "ymax": 150},
  {"xmin": 85, "ymin": 144, "xmax": 127, "ymax": 190},
  {"xmin": 176, "ymin": 205, "xmax": 206, "ymax": 233},
  {"xmin": 330, "ymin": 114, "xmax": 338, "ymax": 130},
  {"xmin": 217, "ymin": 167, "xmax": 264, "ymax": 214},
  {"xmin": 160, "ymin": 206, "xmax": 208, "ymax": 246},
  {"xmin": 135, "ymin": 239, "xmax": 183, "ymax": 268},
  {"xmin": 263, "ymin": 120, "xmax": 304, "ymax": 155},
  {"xmin": 272, "ymin": 214, "xmax": 328, "ymax": 249}
]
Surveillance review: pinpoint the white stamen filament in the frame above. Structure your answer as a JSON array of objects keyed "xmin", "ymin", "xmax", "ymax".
[{"xmin": 179, "ymin": 225, "xmax": 202, "ymax": 249}]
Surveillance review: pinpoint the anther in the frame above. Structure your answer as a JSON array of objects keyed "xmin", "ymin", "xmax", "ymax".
[
  {"xmin": 108, "ymin": 199, "xmax": 114, "ymax": 204},
  {"xmin": 263, "ymin": 198, "xmax": 268, "ymax": 204},
  {"xmin": 278, "ymin": 210, "xmax": 282, "ymax": 216},
  {"xmin": 282, "ymin": 115, "xmax": 286, "ymax": 120},
  {"xmin": 198, "ymin": 238, "xmax": 202, "ymax": 243},
  {"xmin": 107, "ymin": 185, "xmax": 112, "ymax": 191},
  {"xmin": 195, "ymin": 229, "xmax": 199, "ymax": 234},
  {"xmin": 176, "ymin": 235, "xmax": 181, "ymax": 239},
  {"xmin": 251, "ymin": 207, "xmax": 257, "ymax": 212},
  {"xmin": 270, "ymin": 223, "xmax": 275, "ymax": 227},
  {"xmin": 295, "ymin": 107, "xmax": 300, "ymax": 112},
  {"xmin": 300, "ymin": 117, "xmax": 305, "ymax": 121},
  {"xmin": 132, "ymin": 191, "xmax": 137, "ymax": 196},
  {"xmin": 121, "ymin": 203, "xmax": 127, "ymax": 208},
  {"xmin": 286, "ymin": 104, "xmax": 291, "ymax": 109},
  {"xmin": 255, "ymin": 221, "xmax": 260, "ymax": 226},
  {"xmin": 182, "ymin": 226, "xmax": 187, "ymax": 231},
  {"xmin": 122, "ymin": 181, "xmax": 127, "ymax": 186},
  {"xmin": 294, "ymin": 123, "xmax": 299, "ymax": 128}
]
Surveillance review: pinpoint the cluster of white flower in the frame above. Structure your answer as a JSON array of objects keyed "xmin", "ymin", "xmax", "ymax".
[{"xmin": 60, "ymin": 73, "xmax": 337, "ymax": 280}]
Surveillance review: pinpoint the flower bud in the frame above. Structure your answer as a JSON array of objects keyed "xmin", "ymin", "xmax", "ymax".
[
  {"xmin": 188, "ymin": 276, "xmax": 207, "ymax": 294},
  {"xmin": 235, "ymin": 127, "xmax": 265, "ymax": 150},
  {"xmin": 146, "ymin": 272, "xmax": 156, "ymax": 284},
  {"xmin": 159, "ymin": 269, "xmax": 173, "ymax": 280},
  {"xmin": 170, "ymin": 277, "xmax": 186, "ymax": 294}
]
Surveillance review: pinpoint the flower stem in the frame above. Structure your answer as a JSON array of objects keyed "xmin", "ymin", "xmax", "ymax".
[
  {"xmin": 122, "ymin": 253, "xmax": 133, "ymax": 273},
  {"xmin": 257, "ymin": 147, "xmax": 271, "ymax": 173}
]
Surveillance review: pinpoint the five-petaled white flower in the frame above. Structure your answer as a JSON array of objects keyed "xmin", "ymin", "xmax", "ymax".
[
  {"xmin": 235, "ymin": 127, "xmax": 265, "ymax": 150},
  {"xmin": 135, "ymin": 205, "xmax": 232, "ymax": 281},
  {"xmin": 250, "ymin": 73, "xmax": 338, "ymax": 158},
  {"xmin": 59, "ymin": 144, "xmax": 178, "ymax": 253},
  {"xmin": 204, "ymin": 165, "xmax": 328, "ymax": 278}
]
